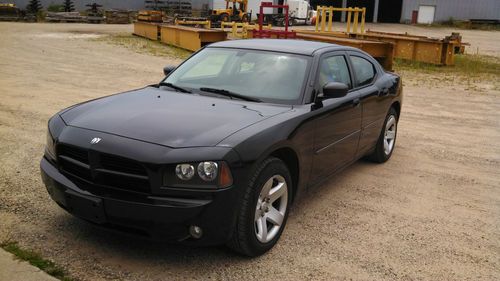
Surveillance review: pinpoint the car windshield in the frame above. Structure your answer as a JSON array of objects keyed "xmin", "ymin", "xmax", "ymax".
[{"xmin": 164, "ymin": 48, "xmax": 310, "ymax": 104}]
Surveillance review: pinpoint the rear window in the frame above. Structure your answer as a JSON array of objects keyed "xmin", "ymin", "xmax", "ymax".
[{"xmin": 351, "ymin": 56, "xmax": 376, "ymax": 87}]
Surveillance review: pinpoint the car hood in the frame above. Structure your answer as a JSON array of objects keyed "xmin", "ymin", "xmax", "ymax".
[{"xmin": 60, "ymin": 87, "xmax": 292, "ymax": 148}]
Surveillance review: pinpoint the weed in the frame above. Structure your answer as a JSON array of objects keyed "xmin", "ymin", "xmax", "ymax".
[
  {"xmin": 93, "ymin": 33, "xmax": 192, "ymax": 59},
  {"xmin": 0, "ymin": 241, "xmax": 75, "ymax": 281},
  {"xmin": 394, "ymin": 54, "xmax": 500, "ymax": 78}
]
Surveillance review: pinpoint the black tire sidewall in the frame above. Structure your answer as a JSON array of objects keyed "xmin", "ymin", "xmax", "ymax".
[{"xmin": 244, "ymin": 158, "xmax": 292, "ymax": 255}]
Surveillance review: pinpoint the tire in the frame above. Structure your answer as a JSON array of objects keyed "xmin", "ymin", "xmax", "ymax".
[
  {"xmin": 228, "ymin": 157, "xmax": 292, "ymax": 257},
  {"xmin": 368, "ymin": 107, "xmax": 398, "ymax": 163},
  {"xmin": 220, "ymin": 13, "xmax": 230, "ymax": 22},
  {"xmin": 241, "ymin": 14, "xmax": 249, "ymax": 23}
]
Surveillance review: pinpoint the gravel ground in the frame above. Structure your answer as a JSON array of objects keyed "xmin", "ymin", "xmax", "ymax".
[{"xmin": 0, "ymin": 22, "xmax": 499, "ymax": 281}]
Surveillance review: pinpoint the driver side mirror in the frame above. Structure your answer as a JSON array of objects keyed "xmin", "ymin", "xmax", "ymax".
[
  {"xmin": 322, "ymin": 82, "xmax": 348, "ymax": 99},
  {"xmin": 163, "ymin": 65, "xmax": 176, "ymax": 76}
]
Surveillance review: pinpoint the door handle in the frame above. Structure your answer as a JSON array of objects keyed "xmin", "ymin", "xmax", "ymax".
[{"xmin": 352, "ymin": 98, "xmax": 360, "ymax": 107}]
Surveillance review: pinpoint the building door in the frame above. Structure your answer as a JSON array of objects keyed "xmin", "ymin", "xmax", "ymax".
[
  {"xmin": 417, "ymin": 5, "xmax": 435, "ymax": 24},
  {"xmin": 377, "ymin": 0, "xmax": 402, "ymax": 23}
]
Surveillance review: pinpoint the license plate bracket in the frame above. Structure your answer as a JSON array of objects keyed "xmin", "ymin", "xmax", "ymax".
[{"xmin": 65, "ymin": 189, "xmax": 106, "ymax": 224}]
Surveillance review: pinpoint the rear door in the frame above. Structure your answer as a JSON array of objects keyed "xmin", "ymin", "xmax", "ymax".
[
  {"xmin": 310, "ymin": 52, "xmax": 362, "ymax": 181},
  {"xmin": 347, "ymin": 52, "xmax": 387, "ymax": 155}
]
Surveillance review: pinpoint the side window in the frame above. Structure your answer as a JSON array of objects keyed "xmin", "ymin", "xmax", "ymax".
[
  {"xmin": 350, "ymin": 56, "xmax": 376, "ymax": 87},
  {"xmin": 318, "ymin": 55, "xmax": 351, "ymax": 90}
]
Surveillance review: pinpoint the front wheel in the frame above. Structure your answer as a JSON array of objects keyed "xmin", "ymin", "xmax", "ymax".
[
  {"xmin": 228, "ymin": 157, "xmax": 292, "ymax": 256},
  {"xmin": 220, "ymin": 13, "xmax": 230, "ymax": 22},
  {"xmin": 368, "ymin": 107, "xmax": 398, "ymax": 163}
]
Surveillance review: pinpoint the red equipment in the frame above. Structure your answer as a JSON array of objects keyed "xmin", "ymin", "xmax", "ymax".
[{"xmin": 253, "ymin": 2, "xmax": 296, "ymax": 39}]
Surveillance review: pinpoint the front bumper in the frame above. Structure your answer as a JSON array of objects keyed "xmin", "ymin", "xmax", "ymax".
[{"xmin": 40, "ymin": 157, "xmax": 241, "ymax": 245}]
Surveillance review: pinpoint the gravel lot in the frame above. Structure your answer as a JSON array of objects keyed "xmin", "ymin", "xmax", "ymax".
[{"xmin": 0, "ymin": 22, "xmax": 499, "ymax": 281}]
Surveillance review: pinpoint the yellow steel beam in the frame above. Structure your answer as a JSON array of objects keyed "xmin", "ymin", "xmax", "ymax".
[
  {"xmin": 346, "ymin": 10, "xmax": 351, "ymax": 33},
  {"xmin": 175, "ymin": 19, "xmax": 211, "ymax": 29},
  {"xmin": 295, "ymin": 32, "xmax": 394, "ymax": 70},
  {"xmin": 353, "ymin": 8, "xmax": 358, "ymax": 34},
  {"xmin": 361, "ymin": 8, "xmax": 366, "ymax": 33},
  {"xmin": 320, "ymin": 7, "xmax": 326, "ymax": 32},
  {"xmin": 160, "ymin": 25, "xmax": 227, "ymax": 51},
  {"xmin": 327, "ymin": 7, "xmax": 333, "ymax": 32},
  {"xmin": 133, "ymin": 21, "xmax": 160, "ymax": 40}
]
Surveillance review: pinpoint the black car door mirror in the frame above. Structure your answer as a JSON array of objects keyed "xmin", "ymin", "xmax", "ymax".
[
  {"xmin": 322, "ymin": 82, "xmax": 349, "ymax": 99},
  {"xmin": 163, "ymin": 65, "xmax": 176, "ymax": 76}
]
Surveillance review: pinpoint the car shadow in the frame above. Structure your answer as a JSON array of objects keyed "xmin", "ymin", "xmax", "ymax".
[{"xmin": 50, "ymin": 158, "xmax": 382, "ymax": 265}]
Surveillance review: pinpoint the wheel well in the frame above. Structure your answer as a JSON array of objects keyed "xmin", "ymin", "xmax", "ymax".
[
  {"xmin": 270, "ymin": 148, "xmax": 299, "ymax": 202},
  {"xmin": 391, "ymin": 101, "xmax": 401, "ymax": 119}
]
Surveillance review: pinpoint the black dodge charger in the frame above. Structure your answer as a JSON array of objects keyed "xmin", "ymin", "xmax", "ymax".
[{"xmin": 41, "ymin": 39, "xmax": 402, "ymax": 256}]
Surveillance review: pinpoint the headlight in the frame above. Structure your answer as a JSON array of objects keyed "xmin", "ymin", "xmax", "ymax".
[
  {"xmin": 175, "ymin": 164, "xmax": 195, "ymax": 180},
  {"xmin": 167, "ymin": 161, "xmax": 233, "ymax": 188},
  {"xmin": 197, "ymin": 161, "xmax": 218, "ymax": 181}
]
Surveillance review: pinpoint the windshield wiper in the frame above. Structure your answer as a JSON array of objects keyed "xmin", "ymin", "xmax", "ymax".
[
  {"xmin": 199, "ymin": 87, "xmax": 261, "ymax": 102},
  {"xmin": 158, "ymin": 82, "xmax": 191, "ymax": 93}
]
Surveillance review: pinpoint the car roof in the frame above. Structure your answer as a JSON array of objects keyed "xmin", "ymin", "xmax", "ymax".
[{"xmin": 207, "ymin": 39, "xmax": 345, "ymax": 55}]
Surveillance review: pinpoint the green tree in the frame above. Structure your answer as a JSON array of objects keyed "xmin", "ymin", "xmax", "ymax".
[
  {"xmin": 63, "ymin": 0, "xmax": 74, "ymax": 12},
  {"xmin": 27, "ymin": 0, "xmax": 42, "ymax": 13}
]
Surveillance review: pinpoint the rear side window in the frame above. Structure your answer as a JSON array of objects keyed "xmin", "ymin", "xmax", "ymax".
[{"xmin": 351, "ymin": 56, "xmax": 376, "ymax": 87}]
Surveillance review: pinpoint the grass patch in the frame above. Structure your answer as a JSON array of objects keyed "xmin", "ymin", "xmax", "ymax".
[
  {"xmin": 394, "ymin": 54, "xmax": 500, "ymax": 77},
  {"xmin": 0, "ymin": 241, "xmax": 75, "ymax": 281},
  {"xmin": 421, "ymin": 18, "xmax": 500, "ymax": 31},
  {"xmin": 94, "ymin": 33, "xmax": 192, "ymax": 59}
]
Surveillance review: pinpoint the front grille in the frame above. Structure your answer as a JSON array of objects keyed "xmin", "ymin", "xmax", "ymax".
[
  {"xmin": 58, "ymin": 145, "xmax": 88, "ymax": 164},
  {"xmin": 100, "ymin": 153, "xmax": 147, "ymax": 176},
  {"xmin": 57, "ymin": 144, "xmax": 150, "ymax": 193}
]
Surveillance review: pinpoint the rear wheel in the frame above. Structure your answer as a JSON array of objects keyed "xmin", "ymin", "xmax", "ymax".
[
  {"xmin": 368, "ymin": 107, "xmax": 398, "ymax": 163},
  {"xmin": 228, "ymin": 157, "xmax": 291, "ymax": 256},
  {"xmin": 241, "ymin": 14, "xmax": 249, "ymax": 23}
]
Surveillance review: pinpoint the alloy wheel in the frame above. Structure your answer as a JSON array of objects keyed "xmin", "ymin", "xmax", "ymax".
[
  {"xmin": 254, "ymin": 175, "xmax": 288, "ymax": 243},
  {"xmin": 384, "ymin": 115, "xmax": 397, "ymax": 155}
]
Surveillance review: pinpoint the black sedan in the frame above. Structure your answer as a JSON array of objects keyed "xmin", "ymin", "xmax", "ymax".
[{"xmin": 41, "ymin": 39, "xmax": 402, "ymax": 256}]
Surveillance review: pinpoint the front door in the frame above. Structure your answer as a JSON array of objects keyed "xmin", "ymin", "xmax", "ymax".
[{"xmin": 310, "ymin": 53, "xmax": 362, "ymax": 182}]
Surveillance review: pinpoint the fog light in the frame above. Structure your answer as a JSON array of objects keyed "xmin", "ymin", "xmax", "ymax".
[{"xmin": 189, "ymin": 225, "xmax": 203, "ymax": 239}]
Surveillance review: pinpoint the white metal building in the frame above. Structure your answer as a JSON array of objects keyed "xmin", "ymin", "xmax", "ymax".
[
  {"xmin": 400, "ymin": 0, "xmax": 500, "ymax": 23},
  {"xmin": 311, "ymin": 0, "xmax": 499, "ymax": 23}
]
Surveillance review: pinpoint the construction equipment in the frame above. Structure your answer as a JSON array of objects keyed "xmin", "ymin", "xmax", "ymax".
[
  {"xmin": 315, "ymin": 6, "xmax": 366, "ymax": 34},
  {"xmin": 252, "ymin": 2, "xmax": 296, "ymax": 39},
  {"xmin": 258, "ymin": 0, "xmax": 311, "ymax": 26},
  {"xmin": 287, "ymin": 0, "xmax": 312, "ymax": 25},
  {"xmin": 210, "ymin": 0, "xmax": 250, "ymax": 23},
  {"xmin": 86, "ymin": 2, "xmax": 105, "ymax": 23},
  {"xmin": 0, "ymin": 3, "xmax": 21, "ymax": 21}
]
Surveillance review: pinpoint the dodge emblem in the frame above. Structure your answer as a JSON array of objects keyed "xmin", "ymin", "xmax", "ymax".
[{"xmin": 90, "ymin": 137, "xmax": 101, "ymax": 144}]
